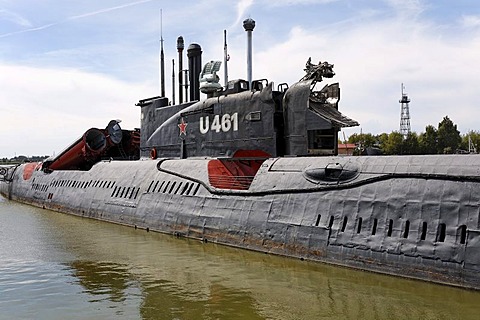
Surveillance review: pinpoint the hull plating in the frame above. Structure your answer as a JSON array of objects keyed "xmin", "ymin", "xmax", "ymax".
[{"xmin": 2, "ymin": 154, "xmax": 480, "ymax": 290}]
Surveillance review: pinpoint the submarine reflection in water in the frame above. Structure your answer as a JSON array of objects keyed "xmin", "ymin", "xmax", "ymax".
[{"xmin": 50, "ymin": 208, "xmax": 479, "ymax": 320}]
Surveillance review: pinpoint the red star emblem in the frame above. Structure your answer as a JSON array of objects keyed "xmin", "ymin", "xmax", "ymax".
[{"xmin": 178, "ymin": 117, "xmax": 188, "ymax": 135}]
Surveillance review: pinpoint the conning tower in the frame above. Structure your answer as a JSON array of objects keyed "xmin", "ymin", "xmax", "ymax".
[{"xmin": 138, "ymin": 19, "xmax": 358, "ymax": 160}]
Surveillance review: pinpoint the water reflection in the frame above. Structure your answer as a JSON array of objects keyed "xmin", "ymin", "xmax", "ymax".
[
  {"xmin": 69, "ymin": 261, "xmax": 132, "ymax": 303},
  {"xmin": 2, "ymin": 197, "xmax": 480, "ymax": 320},
  {"xmin": 140, "ymin": 281, "xmax": 263, "ymax": 320},
  {"xmin": 65, "ymin": 259, "xmax": 263, "ymax": 319},
  {"xmin": 62, "ymin": 231, "xmax": 480, "ymax": 320}
]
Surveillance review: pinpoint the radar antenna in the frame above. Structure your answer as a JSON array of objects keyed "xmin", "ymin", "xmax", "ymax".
[{"xmin": 199, "ymin": 60, "xmax": 222, "ymax": 96}]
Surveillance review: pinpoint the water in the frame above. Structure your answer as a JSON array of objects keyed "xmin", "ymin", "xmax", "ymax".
[{"xmin": 1, "ymin": 196, "xmax": 479, "ymax": 320}]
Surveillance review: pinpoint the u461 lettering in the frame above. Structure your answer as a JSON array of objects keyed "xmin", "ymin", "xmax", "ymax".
[{"xmin": 200, "ymin": 113, "xmax": 238, "ymax": 134}]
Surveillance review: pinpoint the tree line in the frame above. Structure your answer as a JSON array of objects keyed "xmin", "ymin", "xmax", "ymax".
[
  {"xmin": 345, "ymin": 116, "xmax": 478, "ymax": 155},
  {"xmin": 2, "ymin": 155, "xmax": 50, "ymax": 164}
]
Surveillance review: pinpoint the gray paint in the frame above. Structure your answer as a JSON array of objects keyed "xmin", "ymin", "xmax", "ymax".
[
  {"xmin": 2, "ymin": 154, "xmax": 480, "ymax": 289},
  {"xmin": 147, "ymin": 82, "xmax": 278, "ymax": 158},
  {"xmin": 1, "ymin": 59, "xmax": 478, "ymax": 290}
]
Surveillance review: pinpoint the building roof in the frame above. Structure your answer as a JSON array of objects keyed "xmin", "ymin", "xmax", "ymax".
[{"xmin": 338, "ymin": 143, "xmax": 356, "ymax": 149}]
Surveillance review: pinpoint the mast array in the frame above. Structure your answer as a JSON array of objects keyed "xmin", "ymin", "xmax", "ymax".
[{"xmin": 159, "ymin": 9, "xmax": 165, "ymax": 97}]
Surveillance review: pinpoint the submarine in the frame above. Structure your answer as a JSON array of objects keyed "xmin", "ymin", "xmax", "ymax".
[{"xmin": 2, "ymin": 18, "xmax": 480, "ymax": 290}]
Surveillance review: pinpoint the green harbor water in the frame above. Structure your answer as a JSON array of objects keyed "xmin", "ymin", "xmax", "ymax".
[{"xmin": 0, "ymin": 195, "xmax": 479, "ymax": 320}]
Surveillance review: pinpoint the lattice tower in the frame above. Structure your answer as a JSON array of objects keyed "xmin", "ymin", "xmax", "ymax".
[{"xmin": 399, "ymin": 83, "xmax": 411, "ymax": 137}]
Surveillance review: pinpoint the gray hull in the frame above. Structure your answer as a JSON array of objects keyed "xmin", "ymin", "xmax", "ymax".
[{"xmin": 2, "ymin": 154, "xmax": 480, "ymax": 290}]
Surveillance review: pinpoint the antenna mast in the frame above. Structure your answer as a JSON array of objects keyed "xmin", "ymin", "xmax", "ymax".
[
  {"xmin": 243, "ymin": 18, "xmax": 255, "ymax": 91},
  {"xmin": 172, "ymin": 59, "xmax": 175, "ymax": 105},
  {"xmin": 224, "ymin": 29, "xmax": 229, "ymax": 87},
  {"xmin": 177, "ymin": 36, "xmax": 184, "ymax": 104},
  {"xmin": 159, "ymin": 9, "xmax": 165, "ymax": 97},
  {"xmin": 399, "ymin": 83, "xmax": 411, "ymax": 138}
]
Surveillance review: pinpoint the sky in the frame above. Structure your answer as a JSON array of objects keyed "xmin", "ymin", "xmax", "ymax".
[{"xmin": 0, "ymin": 0, "xmax": 479, "ymax": 158}]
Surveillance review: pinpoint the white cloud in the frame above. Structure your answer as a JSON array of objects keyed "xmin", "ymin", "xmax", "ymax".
[
  {"xmin": 0, "ymin": 22, "xmax": 58, "ymax": 38},
  {"xmin": 386, "ymin": 0, "xmax": 426, "ymax": 17},
  {"xmin": 1, "ymin": 0, "xmax": 479, "ymax": 157},
  {"xmin": 232, "ymin": 0, "xmax": 255, "ymax": 27},
  {"xmin": 0, "ymin": 64, "xmax": 155, "ymax": 158},
  {"xmin": 461, "ymin": 15, "xmax": 480, "ymax": 28},
  {"xmin": 0, "ymin": 0, "xmax": 156, "ymax": 39},
  {"xmin": 265, "ymin": 0, "xmax": 338, "ymax": 6},
  {"xmin": 238, "ymin": 9, "xmax": 480, "ymax": 138},
  {"xmin": 0, "ymin": 9, "xmax": 31, "ymax": 27},
  {"xmin": 68, "ymin": 0, "xmax": 155, "ymax": 20}
]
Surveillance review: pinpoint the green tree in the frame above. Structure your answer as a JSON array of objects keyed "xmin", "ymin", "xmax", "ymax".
[
  {"xmin": 383, "ymin": 131, "xmax": 404, "ymax": 155},
  {"xmin": 347, "ymin": 133, "xmax": 376, "ymax": 149},
  {"xmin": 460, "ymin": 130, "xmax": 480, "ymax": 153},
  {"xmin": 419, "ymin": 125, "xmax": 438, "ymax": 154},
  {"xmin": 402, "ymin": 132, "xmax": 420, "ymax": 155},
  {"xmin": 376, "ymin": 133, "xmax": 389, "ymax": 151},
  {"xmin": 347, "ymin": 133, "xmax": 377, "ymax": 155},
  {"xmin": 437, "ymin": 116, "xmax": 461, "ymax": 154}
]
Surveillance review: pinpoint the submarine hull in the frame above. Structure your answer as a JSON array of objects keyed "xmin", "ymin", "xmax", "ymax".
[{"xmin": 2, "ymin": 154, "xmax": 480, "ymax": 290}]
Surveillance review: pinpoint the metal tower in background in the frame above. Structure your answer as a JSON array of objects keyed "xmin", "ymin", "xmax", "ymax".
[{"xmin": 399, "ymin": 83, "xmax": 411, "ymax": 137}]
